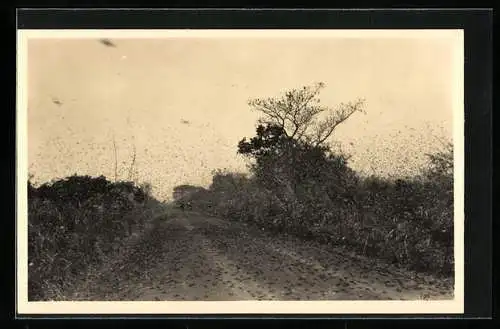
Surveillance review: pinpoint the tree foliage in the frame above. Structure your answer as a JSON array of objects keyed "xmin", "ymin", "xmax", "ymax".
[
  {"xmin": 423, "ymin": 140, "xmax": 454, "ymax": 184},
  {"xmin": 237, "ymin": 83, "xmax": 362, "ymax": 202},
  {"xmin": 246, "ymin": 82, "xmax": 365, "ymax": 147},
  {"xmin": 188, "ymin": 83, "xmax": 454, "ymax": 277}
]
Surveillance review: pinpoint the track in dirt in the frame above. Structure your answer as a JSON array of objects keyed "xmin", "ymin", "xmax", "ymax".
[{"xmin": 73, "ymin": 212, "xmax": 454, "ymax": 301}]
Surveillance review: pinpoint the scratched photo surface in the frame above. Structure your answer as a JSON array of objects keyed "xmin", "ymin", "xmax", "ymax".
[{"xmin": 24, "ymin": 32, "xmax": 460, "ymax": 304}]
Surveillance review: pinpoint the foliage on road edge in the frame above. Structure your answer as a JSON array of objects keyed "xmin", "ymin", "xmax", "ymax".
[{"xmin": 27, "ymin": 174, "xmax": 160, "ymax": 301}]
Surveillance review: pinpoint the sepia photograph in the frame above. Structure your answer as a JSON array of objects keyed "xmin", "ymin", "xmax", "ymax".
[{"xmin": 17, "ymin": 29, "xmax": 464, "ymax": 314}]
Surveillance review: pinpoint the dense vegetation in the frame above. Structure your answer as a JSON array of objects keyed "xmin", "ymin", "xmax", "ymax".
[
  {"xmin": 178, "ymin": 83, "xmax": 454, "ymax": 277},
  {"xmin": 27, "ymin": 82, "xmax": 453, "ymax": 301},
  {"xmin": 28, "ymin": 174, "xmax": 158, "ymax": 300}
]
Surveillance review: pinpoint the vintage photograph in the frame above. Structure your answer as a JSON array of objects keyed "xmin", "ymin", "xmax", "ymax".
[{"xmin": 18, "ymin": 30, "xmax": 463, "ymax": 313}]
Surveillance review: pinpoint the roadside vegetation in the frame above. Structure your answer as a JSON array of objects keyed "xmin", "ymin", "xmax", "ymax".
[
  {"xmin": 27, "ymin": 82, "xmax": 453, "ymax": 301},
  {"xmin": 175, "ymin": 82, "xmax": 454, "ymax": 277},
  {"xmin": 27, "ymin": 174, "xmax": 163, "ymax": 301}
]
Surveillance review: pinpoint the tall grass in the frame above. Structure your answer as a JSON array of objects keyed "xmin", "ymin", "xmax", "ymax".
[
  {"xmin": 182, "ymin": 143, "xmax": 454, "ymax": 277},
  {"xmin": 28, "ymin": 174, "xmax": 158, "ymax": 301}
]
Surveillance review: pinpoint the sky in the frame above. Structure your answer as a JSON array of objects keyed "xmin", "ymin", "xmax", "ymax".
[{"xmin": 24, "ymin": 31, "xmax": 462, "ymax": 201}]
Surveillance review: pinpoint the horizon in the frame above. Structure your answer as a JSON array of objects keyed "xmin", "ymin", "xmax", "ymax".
[{"xmin": 24, "ymin": 31, "xmax": 461, "ymax": 201}]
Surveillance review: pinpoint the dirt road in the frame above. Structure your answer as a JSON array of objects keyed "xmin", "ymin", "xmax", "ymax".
[{"xmin": 72, "ymin": 212, "xmax": 454, "ymax": 301}]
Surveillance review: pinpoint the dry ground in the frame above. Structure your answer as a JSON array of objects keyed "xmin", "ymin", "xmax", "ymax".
[{"xmin": 69, "ymin": 211, "xmax": 454, "ymax": 301}]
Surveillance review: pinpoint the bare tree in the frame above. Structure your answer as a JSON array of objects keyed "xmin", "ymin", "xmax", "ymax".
[{"xmin": 247, "ymin": 82, "xmax": 366, "ymax": 147}]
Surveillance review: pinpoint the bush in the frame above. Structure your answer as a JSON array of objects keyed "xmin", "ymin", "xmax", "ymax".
[
  {"xmin": 188, "ymin": 144, "xmax": 454, "ymax": 277},
  {"xmin": 28, "ymin": 174, "xmax": 153, "ymax": 300},
  {"xmin": 180, "ymin": 84, "xmax": 454, "ymax": 277}
]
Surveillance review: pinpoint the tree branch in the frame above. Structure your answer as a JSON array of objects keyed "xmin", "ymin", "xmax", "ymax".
[{"xmin": 314, "ymin": 99, "xmax": 365, "ymax": 146}]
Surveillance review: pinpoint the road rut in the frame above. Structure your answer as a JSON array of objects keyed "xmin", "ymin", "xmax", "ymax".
[{"xmin": 71, "ymin": 212, "xmax": 454, "ymax": 301}]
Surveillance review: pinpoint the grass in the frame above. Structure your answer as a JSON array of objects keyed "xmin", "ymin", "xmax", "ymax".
[
  {"xmin": 181, "ymin": 160, "xmax": 454, "ymax": 278},
  {"xmin": 28, "ymin": 147, "xmax": 454, "ymax": 301},
  {"xmin": 27, "ymin": 174, "xmax": 161, "ymax": 301}
]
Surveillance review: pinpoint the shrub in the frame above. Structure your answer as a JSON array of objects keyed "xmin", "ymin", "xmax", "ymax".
[
  {"xmin": 188, "ymin": 145, "xmax": 454, "ymax": 277},
  {"xmin": 28, "ymin": 174, "xmax": 153, "ymax": 300},
  {"xmin": 181, "ymin": 84, "xmax": 454, "ymax": 277}
]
